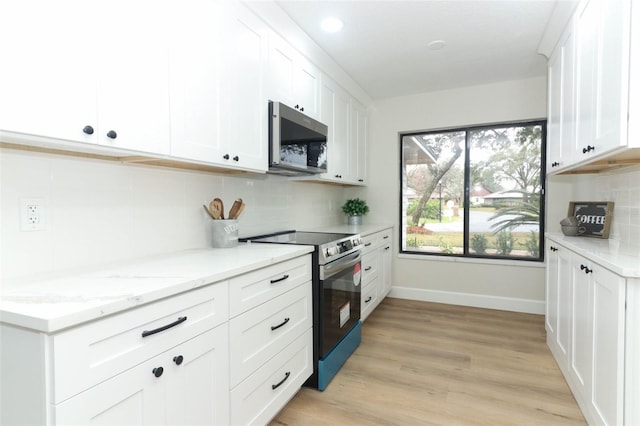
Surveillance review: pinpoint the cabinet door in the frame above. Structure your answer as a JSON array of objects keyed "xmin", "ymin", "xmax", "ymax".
[
  {"xmin": 575, "ymin": 0, "xmax": 630, "ymax": 161},
  {"xmin": 169, "ymin": 0, "xmax": 221, "ymax": 163},
  {"xmin": 0, "ymin": 0, "xmax": 97, "ymax": 144},
  {"xmin": 166, "ymin": 325, "xmax": 230, "ymax": 426},
  {"xmin": 591, "ymin": 266, "xmax": 625, "ymax": 426},
  {"xmin": 293, "ymin": 57, "xmax": 321, "ymax": 120},
  {"xmin": 349, "ymin": 99, "xmax": 368, "ymax": 184},
  {"xmin": 55, "ymin": 327, "xmax": 229, "ymax": 426},
  {"xmin": 545, "ymin": 243, "xmax": 560, "ymax": 337},
  {"xmin": 219, "ymin": 1, "xmax": 269, "ymax": 172},
  {"xmin": 320, "ymin": 76, "xmax": 350, "ymax": 182},
  {"xmin": 570, "ymin": 256, "xmax": 593, "ymax": 395},
  {"xmin": 380, "ymin": 234, "xmax": 392, "ymax": 297},
  {"xmin": 556, "ymin": 245, "xmax": 572, "ymax": 361},
  {"xmin": 95, "ymin": 0, "xmax": 170, "ymax": 155}
]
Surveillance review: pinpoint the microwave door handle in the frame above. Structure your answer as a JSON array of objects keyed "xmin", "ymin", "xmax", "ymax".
[{"xmin": 320, "ymin": 251, "xmax": 362, "ymax": 280}]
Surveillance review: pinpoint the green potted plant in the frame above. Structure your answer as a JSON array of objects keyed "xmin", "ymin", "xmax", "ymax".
[{"xmin": 342, "ymin": 198, "xmax": 369, "ymax": 225}]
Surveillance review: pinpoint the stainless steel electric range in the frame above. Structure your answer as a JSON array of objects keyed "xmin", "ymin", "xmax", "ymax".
[{"xmin": 240, "ymin": 230, "xmax": 363, "ymax": 390}]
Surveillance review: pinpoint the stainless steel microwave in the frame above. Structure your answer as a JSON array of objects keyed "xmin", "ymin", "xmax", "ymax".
[{"xmin": 268, "ymin": 101, "xmax": 328, "ymax": 176}]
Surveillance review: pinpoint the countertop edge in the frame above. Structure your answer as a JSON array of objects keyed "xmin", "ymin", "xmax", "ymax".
[{"xmin": 546, "ymin": 232, "xmax": 640, "ymax": 278}]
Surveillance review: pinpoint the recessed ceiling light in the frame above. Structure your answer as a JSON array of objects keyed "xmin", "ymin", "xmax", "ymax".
[
  {"xmin": 321, "ymin": 17, "xmax": 343, "ymax": 33},
  {"xmin": 428, "ymin": 40, "xmax": 446, "ymax": 51}
]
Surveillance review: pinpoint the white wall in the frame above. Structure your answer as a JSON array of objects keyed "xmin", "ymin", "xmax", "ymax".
[
  {"xmin": 349, "ymin": 76, "xmax": 548, "ymax": 313},
  {"xmin": 0, "ymin": 148, "xmax": 346, "ymax": 284}
]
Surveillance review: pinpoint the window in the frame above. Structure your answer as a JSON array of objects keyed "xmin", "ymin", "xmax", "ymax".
[{"xmin": 400, "ymin": 121, "xmax": 545, "ymax": 261}]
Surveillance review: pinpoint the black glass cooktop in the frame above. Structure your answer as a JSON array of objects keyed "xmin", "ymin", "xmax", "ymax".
[{"xmin": 241, "ymin": 231, "xmax": 353, "ymax": 246}]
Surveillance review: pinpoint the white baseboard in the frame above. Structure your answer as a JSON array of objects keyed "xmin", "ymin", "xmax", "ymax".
[{"xmin": 388, "ymin": 286, "xmax": 545, "ymax": 315}]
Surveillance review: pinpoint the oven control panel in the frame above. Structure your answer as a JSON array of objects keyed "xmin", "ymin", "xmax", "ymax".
[{"xmin": 321, "ymin": 235, "xmax": 363, "ymax": 264}]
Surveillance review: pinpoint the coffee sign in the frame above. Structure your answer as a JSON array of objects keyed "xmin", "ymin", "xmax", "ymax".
[{"xmin": 568, "ymin": 201, "xmax": 614, "ymax": 239}]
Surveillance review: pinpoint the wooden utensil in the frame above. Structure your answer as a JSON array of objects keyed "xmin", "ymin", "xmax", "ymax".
[
  {"xmin": 203, "ymin": 204, "xmax": 216, "ymax": 220},
  {"xmin": 210, "ymin": 198, "xmax": 224, "ymax": 219},
  {"xmin": 227, "ymin": 198, "xmax": 243, "ymax": 219},
  {"xmin": 234, "ymin": 201, "xmax": 246, "ymax": 219}
]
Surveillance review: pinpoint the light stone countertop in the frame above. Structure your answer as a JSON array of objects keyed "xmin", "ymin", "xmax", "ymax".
[
  {"xmin": 306, "ymin": 223, "xmax": 394, "ymax": 237},
  {"xmin": 0, "ymin": 244, "xmax": 314, "ymax": 333},
  {"xmin": 546, "ymin": 232, "xmax": 640, "ymax": 278}
]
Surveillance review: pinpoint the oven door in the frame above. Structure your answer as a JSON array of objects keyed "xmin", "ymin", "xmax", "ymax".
[{"xmin": 319, "ymin": 251, "xmax": 362, "ymax": 357}]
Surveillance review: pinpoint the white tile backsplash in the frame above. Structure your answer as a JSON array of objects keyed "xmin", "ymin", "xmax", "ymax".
[
  {"xmin": 581, "ymin": 165, "xmax": 640, "ymax": 248},
  {"xmin": 1, "ymin": 148, "xmax": 347, "ymax": 282}
]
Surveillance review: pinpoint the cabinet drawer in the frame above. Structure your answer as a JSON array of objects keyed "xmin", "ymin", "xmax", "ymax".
[
  {"xmin": 361, "ymin": 251, "xmax": 379, "ymax": 287},
  {"xmin": 229, "ymin": 254, "xmax": 311, "ymax": 317},
  {"xmin": 361, "ymin": 276, "xmax": 380, "ymax": 321},
  {"xmin": 229, "ymin": 282, "xmax": 312, "ymax": 387},
  {"xmin": 230, "ymin": 328, "xmax": 313, "ymax": 426},
  {"xmin": 361, "ymin": 233, "xmax": 382, "ymax": 254},
  {"xmin": 50, "ymin": 282, "xmax": 228, "ymax": 403}
]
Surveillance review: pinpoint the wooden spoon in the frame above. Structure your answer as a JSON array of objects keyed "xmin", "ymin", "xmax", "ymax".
[
  {"xmin": 203, "ymin": 204, "xmax": 216, "ymax": 220},
  {"xmin": 227, "ymin": 198, "xmax": 243, "ymax": 219},
  {"xmin": 234, "ymin": 201, "xmax": 246, "ymax": 219},
  {"xmin": 210, "ymin": 198, "xmax": 224, "ymax": 219}
]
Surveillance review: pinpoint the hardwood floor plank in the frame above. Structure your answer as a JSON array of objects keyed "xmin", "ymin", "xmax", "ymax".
[{"xmin": 270, "ymin": 298, "xmax": 585, "ymax": 426}]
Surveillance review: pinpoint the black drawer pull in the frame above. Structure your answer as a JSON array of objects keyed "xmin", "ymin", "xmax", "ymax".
[
  {"xmin": 270, "ymin": 274, "xmax": 290, "ymax": 284},
  {"xmin": 365, "ymin": 296, "xmax": 372, "ymax": 303},
  {"xmin": 271, "ymin": 317, "xmax": 290, "ymax": 331},
  {"xmin": 364, "ymin": 242, "xmax": 372, "ymax": 247},
  {"xmin": 365, "ymin": 266, "xmax": 372, "ymax": 271},
  {"xmin": 142, "ymin": 316, "xmax": 187, "ymax": 338},
  {"xmin": 152, "ymin": 367, "xmax": 164, "ymax": 378},
  {"xmin": 173, "ymin": 355, "xmax": 184, "ymax": 365},
  {"xmin": 383, "ymin": 235, "xmax": 389, "ymax": 239},
  {"xmin": 384, "ymin": 246, "xmax": 390, "ymax": 250},
  {"xmin": 272, "ymin": 371, "xmax": 291, "ymax": 390}
]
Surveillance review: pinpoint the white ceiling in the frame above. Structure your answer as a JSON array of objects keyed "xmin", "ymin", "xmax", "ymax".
[{"xmin": 275, "ymin": 0, "xmax": 558, "ymax": 100}]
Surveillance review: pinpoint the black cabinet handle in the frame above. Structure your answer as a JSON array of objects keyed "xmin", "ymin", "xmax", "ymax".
[
  {"xmin": 365, "ymin": 296, "xmax": 372, "ymax": 303},
  {"xmin": 580, "ymin": 264, "xmax": 593, "ymax": 274},
  {"xmin": 383, "ymin": 235, "xmax": 389, "ymax": 239},
  {"xmin": 294, "ymin": 105, "xmax": 300, "ymax": 110},
  {"xmin": 270, "ymin": 274, "xmax": 289, "ymax": 284},
  {"xmin": 141, "ymin": 316, "xmax": 187, "ymax": 338},
  {"xmin": 551, "ymin": 161, "xmax": 560, "ymax": 167},
  {"xmin": 582, "ymin": 145, "xmax": 595, "ymax": 154},
  {"xmin": 550, "ymin": 246, "xmax": 558, "ymax": 252},
  {"xmin": 271, "ymin": 317, "xmax": 290, "ymax": 331},
  {"xmin": 82, "ymin": 125, "xmax": 94, "ymax": 135},
  {"xmin": 384, "ymin": 246, "xmax": 390, "ymax": 251},
  {"xmin": 152, "ymin": 367, "xmax": 164, "ymax": 378},
  {"xmin": 358, "ymin": 179, "xmax": 364, "ymax": 182},
  {"xmin": 233, "ymin": 156, "xmax": 239, "ymax": 161},
  {"xmin": 364, "ymin": 242, "xmax": 372, "ymax": 247},
  {"xmin": 173, "ymin": 355, "xmax": 184, "ymax": 365},
  {"xmin": 334, "ymin": 174, "xmax": 342, "ymax": 179},
  {"xmin": 106, "ymin": 130, "xmax": 117, "ymax": 139},
  {"xmin": 365, "ymin": 266, "xmax": 372, "ymax": 271},
  {"xmin": 271, "ymin": 371, "xmax": 291, "ymax": 390},
  {"xmin": 223, "ymin": 154, "xmax": 230, "ymax": 160},
  {"xmin": 300, "ymin": 107, "xmax": 304, "ymax": 112}
]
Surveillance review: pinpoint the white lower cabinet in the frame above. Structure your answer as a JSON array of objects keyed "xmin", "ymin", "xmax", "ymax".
[
  {"xmin": 229, "ymin": 256, "xmax": 313, "ymax": 425},
  {"xmin": 360, "ymin": 228, "xmax": 392, "ymax": 320},
  {"xmin": 0, "ymin": 253, "xmax": 313, "ymax": 426},
  {"xmin": 54, "ymin": 325, "xmax": 229, "ymax": 426},
  {"xmin": 545, "ymin": 237, "xmax": 628, "ymax": 425}
]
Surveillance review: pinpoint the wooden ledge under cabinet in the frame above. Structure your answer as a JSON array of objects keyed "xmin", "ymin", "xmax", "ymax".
[{"xmin": 554, "ymin": 148, "xmax": 640, "ymax": 175}]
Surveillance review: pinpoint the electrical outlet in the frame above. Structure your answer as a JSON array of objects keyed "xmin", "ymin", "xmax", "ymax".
[{"xmin": 20, "ymin": 198, "xmax": 46, "ymax": 231}]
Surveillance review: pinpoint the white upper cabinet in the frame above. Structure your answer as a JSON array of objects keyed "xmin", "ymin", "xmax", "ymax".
[
  {"xmin": 547, "ymin": 17, "xmax": 576, "ymax": 171},
  {"xmin": 218, "ymin": 1, "xmax": 270, "ymax": 172},
  {"xmin": 0, "ymin": 0, "xmax": 97, "ymax": 145},
  {"xmin": 95, "ymin": 0, "xmax": 171, "ymax": 155},
  {"xmin": 547, "ymin": 0, "xmax": 638, "ymax": 174},
  {"xmin": 319, "ymin": 76, "xmax": 350, "ymax": 182},
  {"xmin": 349, "ymin": 99, "xmax": 368, "ymax": 184},
  {"xmin": 0, "ymin": 0, "xmax": 171, "ymax": 155},
  {"xmin": 266, "ymin": 33, "xmax": 321, "ymax": 119},
  {"xmin": 168, "ymin": 0, "xmax": 222, "ymax": 163}
]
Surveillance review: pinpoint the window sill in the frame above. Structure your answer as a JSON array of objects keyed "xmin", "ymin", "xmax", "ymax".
[{"xmin": 397, "ymin": 252, "xmax": 545, "ymax": 268}]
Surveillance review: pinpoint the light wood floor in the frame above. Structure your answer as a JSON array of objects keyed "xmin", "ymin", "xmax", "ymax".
[{"xmin": 270, "ymin": 297, "xmax": 586, "ymax": 426}]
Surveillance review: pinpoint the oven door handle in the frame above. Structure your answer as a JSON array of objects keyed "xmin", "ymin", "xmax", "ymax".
[{"xmin": 320, "ymin": 251, "xmax": 362, "ymax": 280}]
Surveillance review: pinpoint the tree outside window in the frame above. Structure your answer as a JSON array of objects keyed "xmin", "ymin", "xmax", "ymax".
[{"xmin": 400, "ymin": 121, "xmax": 545, "ymax": 261}]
